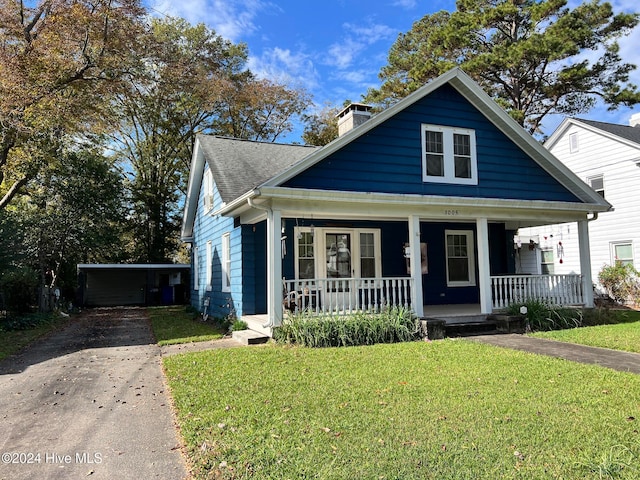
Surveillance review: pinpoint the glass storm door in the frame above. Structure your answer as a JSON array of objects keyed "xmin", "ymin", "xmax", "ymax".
[{"xmin": 325, "ymin": 232, "xmax": 355, "ymax": 310}]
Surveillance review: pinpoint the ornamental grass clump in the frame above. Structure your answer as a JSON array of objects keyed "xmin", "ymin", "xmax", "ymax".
[
  {"xmin": 507, "ymin": 300, "xmax": 582, "ymax": 331},
  {"xmin": 273, "ymin": 306, "xmax": 420, "ymax": 347}
]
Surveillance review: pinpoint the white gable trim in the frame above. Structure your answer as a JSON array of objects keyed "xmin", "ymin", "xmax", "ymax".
[{"xmin": 181, "ymin": 137, "xmax": 206, "ymax": 241}]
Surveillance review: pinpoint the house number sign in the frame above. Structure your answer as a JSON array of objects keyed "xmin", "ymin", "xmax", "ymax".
[{"xmin": 444, "ymin": 209, "xmax": 460, "ymax": 216}]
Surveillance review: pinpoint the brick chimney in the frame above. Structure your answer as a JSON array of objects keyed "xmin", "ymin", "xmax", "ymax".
[
  {"xmin": 336, "ymin": 103, "xmax": 372, "ymax": 136},
  {"xmin": 630, "ymin": 112, "xmax": 640, "ymax": 128}
]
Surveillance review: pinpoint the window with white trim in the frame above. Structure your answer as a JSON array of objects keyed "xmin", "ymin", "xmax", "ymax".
[
  {"xmin": 588, "ymin": 174, "xmax": 605, "ymax": 198},
  {"xmin": 611, "ymin": 242, "xmax": 633, "ymax": 267},
  {"xmin": 193, "ymin": 246, "xmax": 199, "ymax": 291},
  {"xmin": 297, "ymin": 231, "xmax": 315, "ymax": 279},
  {"xmin": 203, "ymin": 168, "xmax": 213, "ymax": 212},
  {"xmin": 422, "ymin": 124, "xmax": 477, "ymax": 185},
  {"xmin": 541, "ymin": 249, "xmax": 554, "ymax": 274},
  {"xmin": 221, "ymin": 233, "xmax": 231, "ymax": 292},
  {"xmin": 206, "ymin": 241, "xmax": 212, "ymax": 291},
  {"xmin": 445, "ymin": 230, "xmax": 476, "ymax": 286}
]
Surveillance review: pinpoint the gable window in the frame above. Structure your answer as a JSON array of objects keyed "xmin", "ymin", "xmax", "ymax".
[
  {"xmin": 222, "ymin": 233, "xmax": 231, "ymax": 292},
  {"xmin": 588, "ymin": 175, "xmax": 605, "ymax": 198},
  {"xmin": 206, "ymin": 241, "xmax": 212, "ymax": 291},
  {"xmin": 445, "ymin": 230, "xmax": 476, "ymax": 287},
  {"xmin": 541, "ymin": 249, "xmax": 554, "ymax": 274},
  {"xmin": 203, "ymin": 168, "xmax": 213, "ymax": 212},
  {"xmin": 422, "ymin": 125, "xmax": 477, "ymax": 185},
  {"xmin": 611, "ymin": 242, "xmax": 633, "ymax": 267},
  {"xmin": 569, "ymin": 132, "xmax": 579, "ymax": 153},
  {"xmin": 193, "ymin": 246, "xmax": 200, "ymax": 291}
]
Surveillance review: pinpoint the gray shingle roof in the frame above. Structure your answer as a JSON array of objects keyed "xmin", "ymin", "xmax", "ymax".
[
  {"xmin": 197, "ymin": 135, "xmax": 320, "ymax": 204},
  {"xmin": 575, "ymin": 118, "xmax": 640, "ymax": 145}
]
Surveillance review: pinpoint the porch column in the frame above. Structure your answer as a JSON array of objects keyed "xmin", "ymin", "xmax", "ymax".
[
  {"xmin": 476, "ymin": 218, "xmax": 492, "ymax": 314},
  {"xmin": 408, "ymin": 215, "xmax": 424, "ymax": 317},
  {"xmin": 578, "ymin": 219, "xmax": 594, "ymax": 308},
  {"xmin": 267, "ymin": 208, "xmax": 283, "ymax": 326}
]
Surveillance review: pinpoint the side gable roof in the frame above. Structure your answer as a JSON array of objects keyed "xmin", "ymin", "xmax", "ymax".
[
  {"xmin": 546, "ymin": 117, "xmax": 640, "ymax": 150},
  {"xmin": 181, "ymin": 135, "xmax": 318, "ymax": 240},
  {"xmin": 199, "ymin": 136, "xmax": 319, "ymax": 204}
]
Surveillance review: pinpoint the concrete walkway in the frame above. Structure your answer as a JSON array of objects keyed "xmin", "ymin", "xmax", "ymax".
[
  {"xmin": 469, "ymin": 334, "xmax": 640, "ymax": 374},
  {"xmin": 0, "ymin": 308, "xmax": 188, "ymax": 480}
]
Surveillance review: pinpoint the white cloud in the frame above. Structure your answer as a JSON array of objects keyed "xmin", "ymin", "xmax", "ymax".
[
  {"xmin": 248, "ymin": 47, "xmax": 320, "ymax": 91},
  {"xmin": 324, "ymin": 20, "xmax": 396, "ymax": 70},
  {"xmin": 391, "ymin": 0, "xmax": 417, "ymax": 9},
  {"xmin": 149, "ymin": 0, "xmax": 272, "ymax": 41}
]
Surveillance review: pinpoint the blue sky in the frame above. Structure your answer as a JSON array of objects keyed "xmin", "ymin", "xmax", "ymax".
[{"xmin": 149, "ymin": 0, "xmax": 640, "ymax": 142}]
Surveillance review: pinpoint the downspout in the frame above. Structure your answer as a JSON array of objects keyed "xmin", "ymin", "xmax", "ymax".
[
  {"xmin": 588, "ymin": 212, "xmax": 598, "ymax": 222},
  {"xmin": 247, "ymin": 193, "xmax": 276, "ymax": 328}
]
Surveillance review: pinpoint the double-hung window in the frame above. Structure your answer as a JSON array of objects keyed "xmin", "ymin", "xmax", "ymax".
[
  {"xmin": 588, "ymin": 175, "xmax": 605, "ymax": 198},
  {"xmin": 445, "ymin": 230, "xmax": 476, "ymax": 287},
  {"xmin": 611, "ymin": 242, "xmax": 633, "ymax": 267},
  {"xmin": 422, "ymin": 125, "xmax": 477, "ymax": 185}
]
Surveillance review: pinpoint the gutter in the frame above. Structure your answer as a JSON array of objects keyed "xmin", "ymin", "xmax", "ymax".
[{"xmin": 247, "ymin": 192, "xmax": 275, "ymax": 329}]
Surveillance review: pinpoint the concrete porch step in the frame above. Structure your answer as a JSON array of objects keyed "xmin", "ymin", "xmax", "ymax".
[{"xmin": 231, "ymin": 329, "xmax": 270, "ymax": 345}]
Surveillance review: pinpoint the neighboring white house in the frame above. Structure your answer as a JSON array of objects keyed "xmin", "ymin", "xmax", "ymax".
[{"xmin": 518, "ymin": 114, "xmax": 640, "ymax": 289}]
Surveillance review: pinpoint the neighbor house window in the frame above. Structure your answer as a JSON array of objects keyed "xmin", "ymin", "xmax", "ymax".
[
  {"xmin": 206, "ymin": 241, "xmax": 212, "ymax": 291},
  {"xmin": 193, "ymin": 246, "xmax": 199, "ymax": 291},
  {"xmin": 611, "ymin": 242, "xmax": 633, "ymax": 267},
  {"xmin": 569, "ymin": 132, "xmax": 579, "ymax": 153},
  {"xmin": 222, "ymin": 233, "xmax": 231, "ymax": 292},
  {"xmin": 588, "ymin": 175, "xmax": 605, "ymax": 198},
  {"xmin": 541, "ymin": 249, "xmax": 554, "ymax": 274},
  {"xmin": 422, "ymin": 125, "xmax": 477, "ymax": 185},
  {"xmin": 203, "ymin": 168, "xmax": 213, "ymax": 212},
  {"xmin": 445, "ymin": 230, "xmax": 476, "ymax": 286}
]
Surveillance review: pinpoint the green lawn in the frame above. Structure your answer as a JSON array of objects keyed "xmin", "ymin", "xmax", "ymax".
[
  {"xmin": 0, "ymin": 314, "xmax": 71, "ymax": 361},
  {"xmin": 164, "ymin": 340, "xmax": 640, "ymax": 479},
  {"xmin": 531, "ymin": 310, "xmax": 640, "ymax": 353},
  {"xmin": 148, "ymin": 305, "xmax": 225, "ymax": 346}
]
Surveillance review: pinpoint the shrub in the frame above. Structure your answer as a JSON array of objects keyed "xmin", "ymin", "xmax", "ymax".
[
  {"xmin": 506, "ymin": 300, "xmax": 583, "ymax": 331},
  {"xmin": 273, "ymin": 307, "xmax": 420, "ymax": 347},
  {"xmin": 231, "ymin": 319, "xmax": 248, "ymax": 332},
  {"xmin": 0, "ymin": 268, "xmax": 38, "ymax": 315},
  {"xmin": 598, "ymin": 263, "xmax": 640, "ymax": 306}
]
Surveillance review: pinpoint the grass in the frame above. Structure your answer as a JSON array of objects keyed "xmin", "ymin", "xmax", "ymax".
[
  {"xmin": 530, "ymin": 309, "xmax": 640, "ymax": 353},
  {"xmin": 0, "ymin": 313, "xmax": 70, "ymax": 361},
  {"xmin": 148, "ymin": 305, "xmax": 226, "ymax": 346},
  {"xmin": 164, "ymin": 340, "xmax": 640, "ymax": 479}
]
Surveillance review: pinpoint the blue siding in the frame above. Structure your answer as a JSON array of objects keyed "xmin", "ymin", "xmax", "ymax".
[
  {"xmin": 283, "ymin": 84, "xmax": 581, "ymax": 203},
  {"xmin": 190, "ymin": 164, "xmax": 244, "ymax": 319}
]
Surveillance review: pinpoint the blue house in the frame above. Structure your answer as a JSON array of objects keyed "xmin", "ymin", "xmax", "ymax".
[{"xmin": 181, "ymin": 68, "xmax": 610, "ymax": 335}]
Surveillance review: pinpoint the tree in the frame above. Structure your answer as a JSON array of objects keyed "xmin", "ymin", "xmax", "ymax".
[
  {"xmin": 0, "ymin": 0, "xmax": 146, "ymax": 210},
  {"xmin": 112, "ymin": 17, "xmax": 311, "ymax": 262},
  {"xmin": 366, "ymin": 0, "xmax": 640, "ymax": 134},
  {"xmin": 215, "ymin": 75, "xmax": 311, "ymax": 142},
  {"xmin": 17, "ymin": 145, "xmax": 127, "ymax": 298},
  {"xmin": 302, "ymin": 104, "xmax": 340, "ymax": 146}
]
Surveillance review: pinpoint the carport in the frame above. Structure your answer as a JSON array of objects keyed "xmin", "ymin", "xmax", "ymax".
[{"xmin": 77, "ymin": 264, "xmax": 190, "ymax": 307}]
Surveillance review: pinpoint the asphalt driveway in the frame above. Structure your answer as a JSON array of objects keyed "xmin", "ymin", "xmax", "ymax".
[{"xmin": 0, "ymin": 308, "xmax": 188, "ymax": 480}]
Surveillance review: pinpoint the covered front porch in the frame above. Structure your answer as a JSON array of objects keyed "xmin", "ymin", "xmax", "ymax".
[{"xmin": 233, "ymin": 188, "xmax": 597, "ymax": 334}]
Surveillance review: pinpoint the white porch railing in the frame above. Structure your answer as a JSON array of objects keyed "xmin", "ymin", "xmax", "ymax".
[
  {"xmin": 283, "ymin": 277, "xmax": 413, "ymax": 315},
  {"xmin": 491, "ymin": 274, "xmax": 584, "ymax": 310}
]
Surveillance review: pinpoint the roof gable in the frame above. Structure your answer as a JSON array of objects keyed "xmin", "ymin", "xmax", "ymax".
[
  {"xmin": 546, "ymin": 117, "xmax": 640, "ymax": 151},
  {"xmin": 282, "ymin": 83, "xmax": 580, "ymax": 203},
  {"xmin": 261, "ymin": 68, "xmax": 607, "ymax": 207}
]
